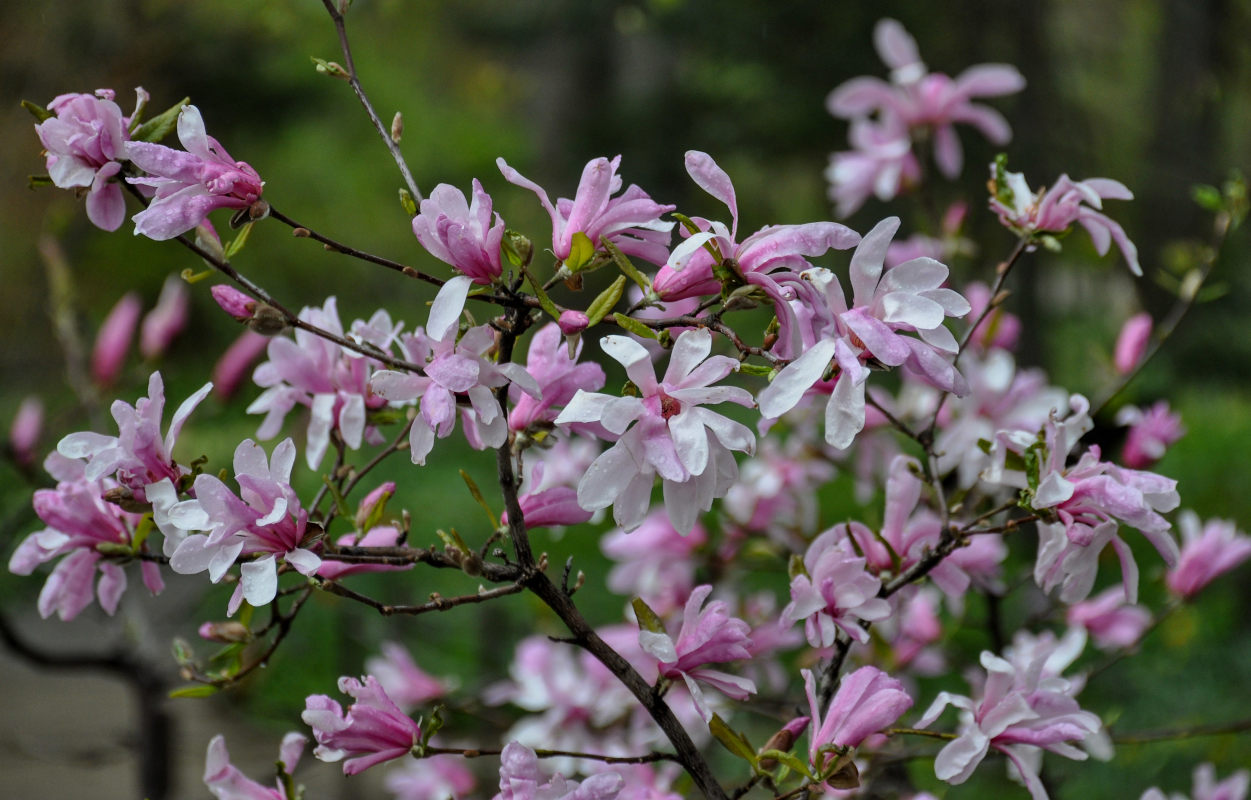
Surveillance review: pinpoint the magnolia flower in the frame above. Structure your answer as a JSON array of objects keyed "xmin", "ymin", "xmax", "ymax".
[
  {"xmin": 827, "ymin": 18, "xmax": 1024, "ymax": 179},
  {"xmin": 412, "ymin": 179, "xmax": 506, "ymax": 284},
  {"xmin": 1117, "ymin": 401, "xmax": 1184, "ymax": 470},
  {"xmin": 92, "ymin": 292, "xmax": 142, "ymax": 386},
  {"xmin": 213, "ymin": 331, "xmax": 270, "ymax": 400},
  {"xmin": 508, "ymin": 322, "xmax": 606, "ymax": 433},
  {"xmin": 167, "ymin": 438, "xmax": 318, "ymax": 614},
  {"xmin": 602, "ymin": 510, "xmax": 704, "ymax": 614},
  {"xmin": 498, "ymin": 154, "xmax": 675, "ymax": 267},
  {"xmin": 370, "ymin": 276, "xmax": 540, "ymax": 464},
  {"xmin": 385, "ymin": 756, "xmax": 477, "ymax": 800},
  {"xmin": 9, "ymin": 395, "xmax": 44, "ymax": 469},
  {"xmin": 825, "ymin": 116, "xmax": 920, "ymax": 217},
  {"xmin": 365, "ymin": 642, "xmax": 448, "ymax": 713},
  {"xmin": 653, "ymin": 151, "xmax": 860, "ymax": 301},
  {"xmin": 782, "ymin": 532, "xmax": 891, "ymax": 647},
  {"xmin": 990, "ymin": 165, "xmax": 1141, "ymax": 276},
  {"xmin": 249, "ymin": 297, "xmax": 397, "ymax": 469},
  {"xmin": 57, "ymin": 371, "xmax": 212, "ymax": 507},
  {"xmin": 496, "ymin": 741, "xmax": 624, "ymax": 800},
  {"xmin": 303, "ymin": 675, "xmax": 422, "ymax": 775},
  {"xmin": 638, "ymin": 584, "xmax": 756, "ymax": 719},
  {"xmin": 555, "ymin": 328, "xmax": 756, "ymax": 534},
  {"xmin": 203, "ymin": 732, "xmax": 306, "ymax": 800},
  {"xmin": 1166, "ymin": 511, "xmax": 1251, "ymax": 599},
  {"xmin": 759, "ymin": 217, "xmax": 970, "ymax": 449},
  {"xmin": 917, "ymin": 640, "xmax": 1103, "ymax": 799},
  {"xmin": 35, "ymin": 88, "xmax": 139, "ymax": 231},
  {"xmin": 1065, "ymin": 586, "xmax": 1152, "ymax": 650},
  {"xmin": 803, "ymin": 666, "xmax": 912, "ymax": 770},
  {"xmin": 127, "ymin": 105, "xmax": 263, "ymax": 240},
  {"xmin": 1140, "ymin": 763, "xmax": 1251, "ymax": 800}
]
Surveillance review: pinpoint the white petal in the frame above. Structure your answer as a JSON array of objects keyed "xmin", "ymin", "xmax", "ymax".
[{"xmin": 428, "ymin": 275, "xmax": 473, "ymax": 341}]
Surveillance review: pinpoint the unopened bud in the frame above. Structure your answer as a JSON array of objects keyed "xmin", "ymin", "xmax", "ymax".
[
  {"xmin": 92, "ymin": 292, "xmax": 142, "ymax": 386},
  {"xmin": 194, "ymin": 221, "xmax": 225, "ymax": 263},
  {"xmin": 248, "ymin": 302, "xmax": 289, "ymax": 336},
  {"xmin": 355, "ymin": 481, "xmax": 396, "ymax": 531},
  {"xmin": 758, "ymin": 716, "xmax": 810, "ymax": 768},
  {"xmin": 211, "ymin": 284, "xmax": 256, "ymax": 322},
  {"xmin": 198, "ymin": 621, "xmax": 253, "ymax": 643},
  {"xmin": 9, "ymin": 396, "xmax": 43, "ymax": 468},
  {"xmin": 1113, "ymin": 312, "xmax": 1152, "ymax": 375},
  {"xmin": 248, "ymin": 199, "xmax": 270, "ymax": 222},
  {"xmin": 141, "ymin": 274, "xmax": 190, "ymax": 360},
  {"xmin": 557, "ymin": 309, "xmax": 589, "ymax": 336},
  {"xmin": 390, "ymin": 111, "xmax": 404, "ymax": 143},
  {"xmin": 103, "ymin": 485, "xmax": 150, "ymax": 513}
]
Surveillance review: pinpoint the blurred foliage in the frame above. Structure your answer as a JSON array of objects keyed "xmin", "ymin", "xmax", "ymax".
[{"xmin": 3, "ymin": 0, "xmax": 1251, "ymax": 798}]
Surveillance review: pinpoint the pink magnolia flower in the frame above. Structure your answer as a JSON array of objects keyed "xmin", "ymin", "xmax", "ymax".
[
  {"xmin": 9, "ymin": 465, "xmax": 162, "ymax": 621},
  {"xmin": 1065, "ymin": 586, "xmax": 1152, "ymax": 650},
  {"xmin": 555, "ymin": 328, "xmax": 756, "ymax": 534},
  {"xmin": 315, "ymin": 525, "xmax": 414, "ymax": 581},
  {"xmin": 303, "ymin": 675, "xmax": 422, "ymax": 775},
  {"xmin": 638, "ymin": 584, "xmax": 756, "ymax": 719},
  {"xmin": 203, "ymin": 732, "xmax": 306, "ymax": 800},
  {"xmin": 213, "ymin": 331, "xmax": 270, "ymax": 400},
  {"xmin": 1167, "ymin": 511, "xmax": 1251, "ymax": 599},
  {"xmin": 828, "ymin": 18, "xmax": 1024, "ymax": 179},
  {"xmin": 140, "ymin": 274, "xmax": 190, "ymax": 359},
  {"xmin": 371, "ymin": 276, "xmax": 540, "ymax": 464},
  {"xmin": 167, "ymin": 438, "xmax": 318, "ymax": 615},
  {"xmin": 557, "ymin": 310, "xmax": 590, "ymax": 336},
  {"xmin": 1141, "ymin": 763, "xmax": 1250, "ymax": 800},
  {"xmin": 782, "ymin": 531, "xmax": 891, "ymax": 647},
  {"xmin": 1117, "ymin": 401, "xmax": 1184, "ymax": 470},
  {"xmin": 211, "ymin": 284, "xmax": 257, "ymax": 322},
  {"xmin": 412, "ymin": 179, "xmax": 506, "ymax": 284},
  {"xmin": 722, "ymin": 437, "xmax": 835, "ymax": 548},
  {"xmin": 9, "ymin": 395, "xmax": 44, "ymax": 469},
  {"xmin": 653, "ymin": 151, "xmax": 859, "ymax": 301},
  {"xmin": 990, "ymin": 165, "xmax": 1141, "ymax": 275},
  {"xmin": 35, "ymin": 88, "xmax": 138, "ymax": 231},
  {"xmin": 825, "ymin": 116, "xmax": 920, "ymax": 217},
  {"xmin": 127, "ymin": 105, "xmax": 263, "ymax": 240},
  {"xmin": 803, "ymin": 665, "xmax": 912, "ymax": 769},
  {"xmin": 961, "ymin": 280, "xmax": 1021, "ymax": 353},
  {"xmin": 496, "ymin": 741, "xmax": 624, "ymax": 800},
  {"xmin": 917, "ymin": 637, "xmax": 1103, "ymax": 800},
  {"xmin": 1114, "ymin": 312, "xmax": 1153, "ymax": 375},
  {"xmin": 508, "ymin": 322, "xmax": 606, "ymax": 433},
  {"xmin": 57, "ymin": 371, "xmax": 212, "ymax": 507},
  {"xmin": 498, "ymin": 154, "xmax": 675, "ymax": 267},
  {"xmin": 249, "ymin": 297, "xmax": 399, "ymax": 469},
  {"xmin": 92, "ymin": 292, "xmax": 142, "ymax": 386},
  {"xmin": 885, "ymin": 588, "xmax": 945, "ymax": 673},
  {"xmin": 602, "ymin": 510, "xmax": 704, "ymax": 614},
  {"xmin": 365, "ymin": 641, "xmax": 448, "ymax": 713},
  {"xmin": 758, "ymin": 216, "xmax": 970, "ymax": 449},
  {"xmin": 386, "ymin": 756, "xmax": 477, "ymax": 800}
]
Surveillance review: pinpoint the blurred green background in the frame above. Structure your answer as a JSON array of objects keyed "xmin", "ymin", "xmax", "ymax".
[{"xmin": 2, "ymin": 1, "xmax": 1250, "ymax": 798}]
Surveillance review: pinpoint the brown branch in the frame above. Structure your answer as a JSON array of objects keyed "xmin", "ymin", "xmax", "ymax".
[
  {"xmin": 1112, "ymin": 717, "xmax": 1251, "ymax": 744},
  {"xmin": 316, "ymin": 578, "xmax": 525, "ymax": 615},
  {"xmin": 423, "ymin": 745, "xmax": 680, "ymax": 764}
]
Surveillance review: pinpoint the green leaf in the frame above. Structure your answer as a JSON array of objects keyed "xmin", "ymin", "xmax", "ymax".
[
  {"xmin": 223, "ymin": 222, "xmax": 253, "ymax": 261},
  {"xmin": 130, "ymin": 97, "xmax": 189, "ymax": 143},
  {"xmin": 585, "ymin": 275, "xmax": 627, "ymax": 327},
  {"xmin": 758, "ymin": 749, "xmax": 814, "ymax": 780},
  {"xmin": 670, "ymin": 212, "xmax": 702, "ymax": 237},
  {"xmin": 28, "ymin": 175, "xmax": 55, "ymax": 189},
  {"xmin": 737, "ymin": 362, "xmax": 773, "ymax": 378},
  {"xmin": 520, "ymin": 262, "xmax": 560, "ymax": 319},
  {"xmin": 131, "ymin": 514, "xmax": 155, "ymax": 551},
  {"xmin": 612, "ymin": 312, "xmax": 658, "ymax": 340},
  {"xmin": 169, "ymin": 684, "xmax": 219, "ymax": 699},
  {"xmin": 322, "ymin": 476, "xmax": 353, "ymax": 522},
  {"xmin": 566, "ymin": 231, "xmax": 596, "ymax": 271},
  {"xmin": 399, "ymin": 188, "xmax": 418, "ymax": 217},
  {"xmin": 631, "ymin": 597, "xmax": 666, "ymax": 634},
  {"xmin": 460, "ymin": 470, "xmax": 498, "ymax": 529},
  {"xmin": 310, "ymin": 56, "xmax": 349, "ymax": 79},
  {"xmin": 501, "ymin": 229, "xmax": 533, "ymax": 268},
  {"xmin": 788, "ymin": 553, "xmax": 808, "ymax": 580},
  {"xmin": 22, "ymin": 100, "xmax": 54, "ymax": 122},
  {"xmin": 602, "ymin": 239, "xmax": 651, "ymax": 291},
  {"xmin": 1192, "ymin": 184, "xmax": 1223, "ymax": 212},
  {"xmin": 709, "ymin": 713, "xmax": 758, "ymax": 766}
]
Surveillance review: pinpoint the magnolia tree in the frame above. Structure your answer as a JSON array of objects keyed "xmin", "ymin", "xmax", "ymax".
[{"xmin": 9, "ymin": 6, "xmax": 1251, "ymax": 800}]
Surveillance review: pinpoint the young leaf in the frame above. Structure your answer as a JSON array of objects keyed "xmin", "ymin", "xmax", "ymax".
[
  {"xmin": 602, "ymin": 239, "xmax": 651, "ymax": 291},
  {"xmin": 612, "ymin": 312, "xmax": 659, "ymax": 340},
  {"xmin": 223, "ymin": 222, "xmax": 253, "ymax": 261},
  {"xmin": 399, "ymin": 188, "xmax": 418, "ymax": 217},
  {"xmin": 585, "ymin": 275, "xmax": 627, "ymax": 327},
  {"xmin": 566, "ymin": 231, "xmax": 596, "ymax": 271},
  {"xmin": 169, "ymin": 684, "xmax": 219, "ymax": 699},
  {"xmin": 632, "ymin": 597, "xmax": 666, "ymax": 634},
  {"xmin": 460, "ymin": 470, "xmax": 498, "ymax": 529},
  {"xmin": 737, "ymin": 362, "xmax": 773, "ymax": 378},
  {"xmin": 22, "ymin": 100, "xmax": 54, "ymax": 122},
  {"xmin": 131, "ymin": 97, "xmax": 190, "ymax": 143},
  {"xmin": 709, "ymin": 713, "xmax": 758, "ymax": 766}
]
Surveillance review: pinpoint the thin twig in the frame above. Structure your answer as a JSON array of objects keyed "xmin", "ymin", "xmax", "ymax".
[
  {"xmin": 422, "ymin": 745, "xmax": 680, "ymax": 764},
  {"xmin": 316, "ymin": 578, "xmax": 525, "ymax": 615},
  {"xmin": 1112, "ymin": 717, "xmax": 1251, "ymax": 744}
]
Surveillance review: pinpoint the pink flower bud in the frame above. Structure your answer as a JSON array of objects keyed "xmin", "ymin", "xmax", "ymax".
[
  {"xmin": 212, "ymin": 330, "xmax": 269, "ymax": 400},
  {"xmin": 1114, "ymin": 312, "xmax": 1152, "ymax": 375},
  {"xmin": 9, "ymin": 396, "xmax": 44, "ymax": 467},
  {"xmin": 92, "ymin": 291, "xmax": 142, "ymax": 385},
  {"xmin": 557, "ymin": 309, "xmax": 590, "ymax": 335},
  {"xmin": 355, "ymin": 481, "xmax": 396, "ymax": 530},
  {"xmin": 210, "ymin": 284, "xmax": 255, "ymax": 322},
  {"xmin": 140, "ymin": 275, "xmax": 190, "ymax": 359},
  {"xmin": 198, "ymin": 620, "xmax": 252, "ymax": 643}
]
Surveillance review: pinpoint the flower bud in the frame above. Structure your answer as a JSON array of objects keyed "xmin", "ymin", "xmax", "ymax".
[
  {"xmin": 210, "ymin": 284, "xmax": 255, "ymax": 322},
  {"xmin": 248, "ymin": 303, "xmax": 289, "ymax": 336},
  {"xmin": 213, "ymin": 331, "xmax": 270, "ymax": 400},
  {"xmin": 355, "ymin": 481, "xmax": 396, "ymax": 532},
  {"xmin": 140, "ymin": 274, "xmax": 190, "ymax": 359},
  {"xmin": 1114, "ymin": 312, "xmax": 1152, "ymax": 375},
  {"xmin": 758, "ymin": 716, "xmax": 810, "ymax": 768},
  {"xmin": 557, "ymin": 309, "xmax": 589, "ymax": 336},
  {"xmin": 198, "ymin": 621, "xmax": 253, "ymax": 643},
  {"xmin": 9, "ymin": 396, "xmax": 43, "ymax": 468},
  {"xmin": 92, "ymin": 292, "xmax": 142, "ymax": 386}
]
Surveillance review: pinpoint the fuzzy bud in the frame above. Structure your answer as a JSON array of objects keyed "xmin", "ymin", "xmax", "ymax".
[{"xmin": 198, "ymin": 621, "xmax": 253, "ymax": 643}]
